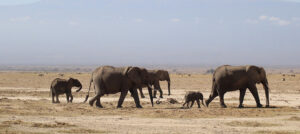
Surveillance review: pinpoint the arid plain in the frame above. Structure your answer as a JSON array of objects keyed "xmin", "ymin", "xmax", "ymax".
[{"xmin": 0, "ymin": 70, "xmax": 300, "ymax": 134}]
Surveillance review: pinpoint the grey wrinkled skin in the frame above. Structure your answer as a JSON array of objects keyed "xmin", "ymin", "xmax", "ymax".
[
  {"xmin": 182, "ymin": 91, "xmax": 205, "ymax": 108},
  {"xmin": 138, "ymin": 70, "xmax": 171, "ymax": 98},
  {"xmin": 50, "ymin": 78, "xmax": 82, "ymax": 103},
  {"xmin": 83, "ymin": 66, "xmax": 154, "ymax": 108},
  {"xmin": 206, "ymin": 65, "xmax": 270, "ymax": 108}
]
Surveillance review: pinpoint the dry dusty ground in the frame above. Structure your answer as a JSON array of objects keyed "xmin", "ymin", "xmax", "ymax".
[{"xmin": 0, "ymin": 72, "xmax": 300, "ymax": 134}]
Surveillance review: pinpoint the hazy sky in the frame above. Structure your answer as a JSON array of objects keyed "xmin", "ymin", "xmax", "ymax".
[{"xmin": 0, "ymin": 0, "xmax": 299, "ymax": 66}]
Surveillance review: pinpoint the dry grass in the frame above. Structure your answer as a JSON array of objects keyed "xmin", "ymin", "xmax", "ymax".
[
  {"xmin": 58, "ymin": 128, "xmax": 106, "ymax": 133},
  {"xmin": 31, "ymin": 121, "xmax": 76, "ymax": 128},
  {"xmin": 0, "ymin": 98, "xmax": 297, "ymax": 119},
  {"xmin": 287, "ymin": 116, "xmax": 300, "ymax": 121},
  {"xmin": 0, "ymin": 72, "xmax": 300, "ymax": 133},
  {"xmin": 253, "ymin": 130, "xmax": 300, "ymax": 134},
  {"xmin": 226, "ymin": 121, "xmax": 279, "ymax": 127}
]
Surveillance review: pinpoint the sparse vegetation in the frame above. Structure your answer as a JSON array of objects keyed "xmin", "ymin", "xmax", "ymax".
[
  {"xmin": 58, "ymin": 129, "xmax": 106, "ymax": 133},
  {"xmin": 287, "ymin": 116, "xmax": 300, "ymax": 121},
  {"xmin": 205, "ymin": 68, "xmax": 215, "ymax": 74},
  {"xmin": 225, "ymin": 121, "xmax": 279, "ymax": 127},
  {"xmin": 31, "ymin": 121, "xmax": 76, "ymax": 128},
  {"xmin": 0, "ymin": 72, "xmax": 299, "ymax": 133},
  {"xmin": 253, "ymin": 130, "xmax": 300, "ymax": 134}
]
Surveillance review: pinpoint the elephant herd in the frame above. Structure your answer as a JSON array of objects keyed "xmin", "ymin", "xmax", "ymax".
[{"xmin": 50, "ymin": 65, "xmax": 270, "ymax": 108}]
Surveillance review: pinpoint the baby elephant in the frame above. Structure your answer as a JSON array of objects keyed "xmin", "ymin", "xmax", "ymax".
[
  {"xmin": 182, "ymin": 91, "xmax": 205, "ymax": 108},
  {"xmin": 50, "ymin": 78, "xmax": 82, "ymax": 103}
]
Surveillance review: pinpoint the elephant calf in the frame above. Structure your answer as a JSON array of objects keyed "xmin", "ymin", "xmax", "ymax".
[
  {"xmin": 182, "ymin": 91, "xmax": 205, "ymax": 108},
  {"xmin": 50, "ymin": 78, "xmax": 82, "ymax": 103}
]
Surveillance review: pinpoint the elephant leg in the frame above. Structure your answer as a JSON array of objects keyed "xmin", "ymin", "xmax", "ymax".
[
  {"xmin": 186, "ymin": 101, "xmax": 190, "ymax": 108},
  {"xmin": 129, "ymin": 89, "xmax": 142, "ymax": 108},
  {"xmin": 139, "ymin": 87, "xmax": 145, "ymax": 98},
  {"xmin": 56, "ymin": 94, "xmax": 60, "ymax": 103},
  {"xmin": 51, "ymin": 93, "xmax": 55, "ymax": 103},
  {"xmin": 219, "ymin": 91, "xmax": 227, "ymax": 108},
  {"xmin": 117, "ymin": 90, "xmax": 128, "ymax": 108},
  {"xmin": 182, "ymin": 102, "xmax": 187, "ymax": 107},
  {"xmin": 190, "ymin": 100, "xmax": 195, "ymax": 108},
  {"xmin": 248, "ymin": 85, "xmax": 262, "ymax": 108},
  {"xmin": 70, "ymin": 94, "xmax": 73, "ymax": 103},
  {"xmin": 239, "ymin": 88, "xmax": 246, "ymax": 108},
  {"xmin": 66, "ymin": 93, "xmax": 70, "ymax": 103},
  {"xmin": 153, "ymin": 90, "xmax": 157, "ymax": 98},
  {"xmin": 95, "ymin": 95, "xmax": 103, "ymax": 108},
  {"xmin": 154, "ymin": 82, "xmax": 163, "ymax": 98},
  {"xmin": 196, "ymin": 100, "xmax": 201, "ymax": 108},
  {"xmin": 205, "ymin": 90, "xmax": 218, "ymax": 107},
  {"xmin": 90, "ymin": 82, "xmax": 104, "ymax": 107},
  {"xmin": 158, "ymin": 88, "xmax": 163, "ymax": 98},
  {"xmin": 89, "ymin": 95, "xmax": 98, "ymax": 106}
]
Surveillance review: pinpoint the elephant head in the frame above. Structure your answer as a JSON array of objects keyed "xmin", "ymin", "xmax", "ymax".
[
  {"xmin": 68, "ymin": 78, "xmax": 82, "ymax": 92},
  {"xmin": 124, "ymin": 67, "xmax": 154, "ymax": 106},
  {"xmin": 246, "ymin": 66, "xmax": 270, "ymax": 107}
]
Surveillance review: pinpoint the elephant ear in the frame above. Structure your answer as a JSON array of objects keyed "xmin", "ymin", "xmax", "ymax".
[
  {"xmin": 246, "ymin": 66, "xmax": 262, "ymax": 83},
  {"xmin": 123, "ymin": 66, "xmax": 131, "ymax": 76},
  {"xmin": 124, "ymin": 67, "xmax": 142, "ymax": 86}
]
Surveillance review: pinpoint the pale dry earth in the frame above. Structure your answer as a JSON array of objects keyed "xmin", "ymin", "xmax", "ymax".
[{"xmin": 0, "ymin": 72, "xmax": 300, "ymax": 134}]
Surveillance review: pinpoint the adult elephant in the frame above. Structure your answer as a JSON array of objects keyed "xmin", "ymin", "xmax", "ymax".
[
  {"xmin": 138, "ymin": 70, "xmax": 171, "ymax": 98},
  {"xmin": 83, "ymin": 66, "xmax": 154, "ymax": 108},
  {"xmin": 205, "ymin": 65, "xmax": 270, "ymax": 108}
]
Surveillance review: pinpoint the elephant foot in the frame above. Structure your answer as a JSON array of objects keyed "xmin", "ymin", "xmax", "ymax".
[
  {"xmin": 117, "ymin": 105, "xmax": 123, "ymax": 108},
  {"xmin": 266, "ymin": 105, "xmax": 270, "ymax": 108},
  {"xmin": 205, "ymin": 100, "xmax": 210, "ymax": 107},
  {"xmin": 168, "ymin": 94, "xmax": 171, "ymax": 96},
  {"xmin": 96, "ymin": 105, "xmax": 103, "ymax": 108},
  {"xmin": 56, "ymin": 101, "xmax": 60, "ymax": 103},
  {"xmin": 89, "ymin": 101, "xmax": 94, "ymax": 106},
  {"xmin": 257, "ymin": 104, "xmax": 263, "ymax": 108},
  {"xmin": 136, "ymin": 105, "xmax": 143, "ymax": 108},
  {"xmin": 238, "ymin": 105, "xmax": 244, "ymax": 108},
  {"xmin": 221, "ymin": 104, "xmax": 227, "ymax": 108},
  {"xmin": 160, "ymin": 96, "xmax": 163, "ymax": 98},
  {"xmin": 153, "ymin": 96, "xmax": 157, "ymax": 98},
  {"xmin": 141, "ymin": 95, "xmax": 145, "ymax": 98}
]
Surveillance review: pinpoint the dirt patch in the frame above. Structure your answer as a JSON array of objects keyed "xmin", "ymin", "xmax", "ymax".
[
  {"xmin": 0, "ymin": 98, "xmax": 298, "ymax": 119},
  {"xmin": 31, "ymin": 121, "xmax": 76, "ymax": 128},
  {"xmin": 1, "ymin": 72, "xmax": 300, "ymax": 133},
  {"xmin": 2, "ymin": 131, "xmax": 48, "ymax": 134},
  {"xmin": 287, "ymin": 116, "xmax": 300, "ymax": 121},
  {"xmin": 2, "ymin": 120, "xmax": 26, "ymax": 125},
  {"xmin": 253, "ymin": 130, "xmax": 300, "ymax": 134},
  {"xmin": 58, "ymin": 128, "xmax": 106, "ymax": 133},
  {"xmin": 226, "ymin": 121, "xmax": 279, "ymax": 127}
]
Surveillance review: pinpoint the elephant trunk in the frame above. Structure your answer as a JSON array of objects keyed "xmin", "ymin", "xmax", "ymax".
[
  {"xmin": 76, "ymin": 85, "xmax": 82, "ymax": 92},
  {"xmin": 167, "ymin": 80, "xmax": 171, "ymax": 96},
  {"xmin": 262, "ymin": 79, "xmax": 270, "ymax": 108},
  {"xmin": 147, "ymin": 84, "xmax": 154, "ymax": 107}
]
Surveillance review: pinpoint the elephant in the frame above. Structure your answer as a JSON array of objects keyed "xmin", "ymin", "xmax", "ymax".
[
  {"xmin": 205, "ymin": 65, "xmax": 270, "ymax": 108},
  {"xmin": 83, "ymin": 66, "xmax": 154, "ymax": 108},
  {"xmin": 50, "ymin": 78, "xmax": 82, "ymax": 103},
  {"xmin": 182, "ymin": 91, "xmax": 205, "ymax": 108},
  {"xmin": 138, "ymin": 69, "xmax": 171, "ymax": 98}
]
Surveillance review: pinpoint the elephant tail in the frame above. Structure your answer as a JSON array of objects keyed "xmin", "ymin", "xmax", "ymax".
[
  {"xmin": 49, "ymin": 85, "xmax": 53, "ymax": 97},
  {"xmin": 83, "ymin": 74, "xmax": 93, "ymax": 103}
]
